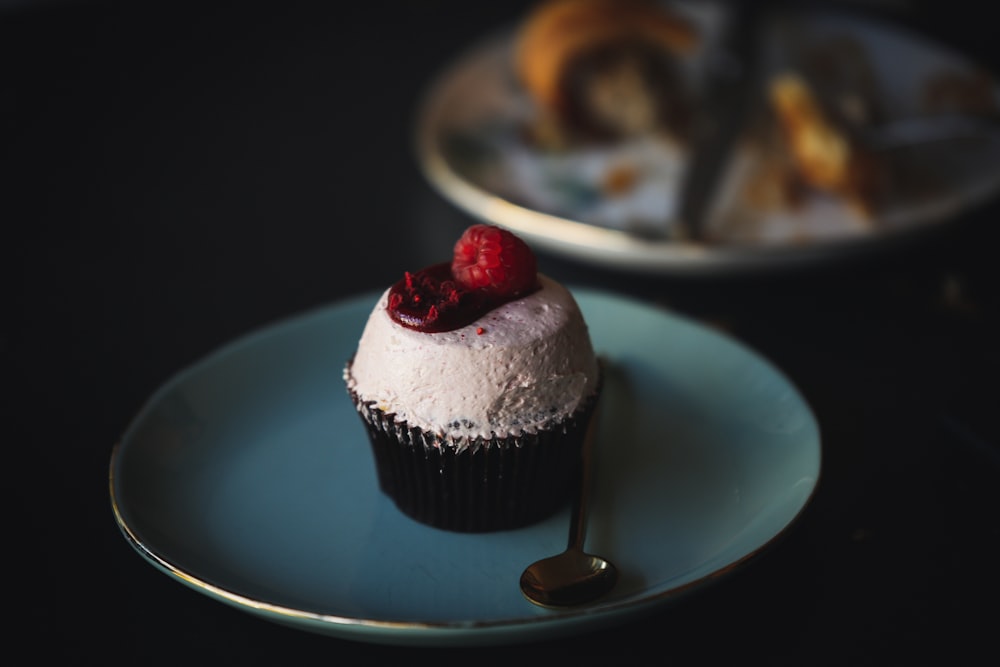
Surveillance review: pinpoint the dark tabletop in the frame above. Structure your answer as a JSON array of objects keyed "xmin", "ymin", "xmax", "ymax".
[{"xmin": 6, "ymin": 0, "xmax": 999, "ymax": 663}]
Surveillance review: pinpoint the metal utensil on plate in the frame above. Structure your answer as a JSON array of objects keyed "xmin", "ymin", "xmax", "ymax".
[
  {"xmin": 519, "ymin": 407, "xmax": 618, "ymax": 608},
  {"xmin": 675, "ymin": 2, "xmax": 766, "ymax": 242}
]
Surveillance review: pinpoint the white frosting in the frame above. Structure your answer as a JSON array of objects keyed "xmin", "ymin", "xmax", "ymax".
[{"xmin": 345, "ymin": 275, "xmax": 599, "ymax": 442}]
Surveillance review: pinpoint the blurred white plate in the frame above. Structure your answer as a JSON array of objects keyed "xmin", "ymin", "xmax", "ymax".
[{"xmin": 414, "ymin": 1, "xmax": 1000, "ymax": 274}]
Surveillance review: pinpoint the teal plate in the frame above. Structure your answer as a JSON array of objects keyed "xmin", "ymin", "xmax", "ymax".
[{"xmin": 109, "ymin": 289, "xmax": 821, "ymax": 646}]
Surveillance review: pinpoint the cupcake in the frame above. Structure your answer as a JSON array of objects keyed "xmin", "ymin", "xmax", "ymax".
[
  {"xmin": 344, "ymin": 224, "xmax": 601, "ymax": 532},
  {"xmin": 514, "ymin": 0, "xmax": 699, "ymax": 147}
]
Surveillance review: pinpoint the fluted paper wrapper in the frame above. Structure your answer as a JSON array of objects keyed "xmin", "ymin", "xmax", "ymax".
[{"xmin": 346, "ymin": 380, "xmax": 601, "ymax": 533}]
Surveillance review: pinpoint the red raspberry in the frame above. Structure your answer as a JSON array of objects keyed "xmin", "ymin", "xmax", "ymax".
[{"xmin": 451, "ymin": 224, "xmax": 538, "ymax": 296}]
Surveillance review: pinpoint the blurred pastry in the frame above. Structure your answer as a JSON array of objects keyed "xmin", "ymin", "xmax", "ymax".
[
  {"xmin": 514, "ymin": 0, "xmax": 698, "ymax": 147},
  {"xmin": 767, "ymin": 72, "xmax": 884, "ymax": 217},
  {"xmin": 797, "ymin": 33, "xmax": 885, "ymax": 128}
]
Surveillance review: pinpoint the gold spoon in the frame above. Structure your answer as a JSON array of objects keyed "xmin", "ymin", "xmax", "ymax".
[{"xmin": 520, "ymin": 410, "xmax": 618, "ymax": 607}]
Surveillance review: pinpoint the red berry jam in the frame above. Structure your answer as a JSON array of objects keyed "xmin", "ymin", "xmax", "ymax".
[{"xmin": 387, "ymin": 226, "xmax": 541, "ymax": 333}]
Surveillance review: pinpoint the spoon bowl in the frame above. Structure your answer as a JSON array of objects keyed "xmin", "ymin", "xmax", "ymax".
[{"xmin": 520, "ymin": 547, "xmax": 618, "ymax": 608}]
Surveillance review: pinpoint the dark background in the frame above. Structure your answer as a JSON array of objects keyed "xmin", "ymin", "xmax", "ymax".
[{"xmin": 5, "ymin": 0, "xmax": 999, "ymax": 663}]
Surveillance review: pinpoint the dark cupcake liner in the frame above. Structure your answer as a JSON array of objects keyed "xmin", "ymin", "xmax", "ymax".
[{"xmin": 346, "ymin": 374, "xmax": 601, "ymax": 533}]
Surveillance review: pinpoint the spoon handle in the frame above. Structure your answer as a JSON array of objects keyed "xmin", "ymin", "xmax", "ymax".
[{"xmin": 567, "ymin": 408, "xmax": 600, "ymax": 552}]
